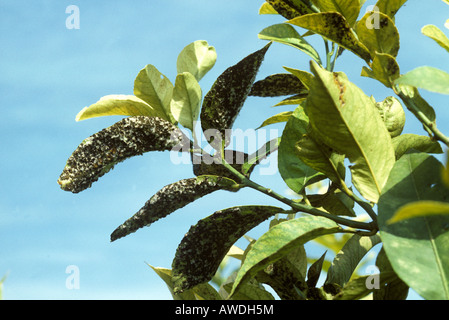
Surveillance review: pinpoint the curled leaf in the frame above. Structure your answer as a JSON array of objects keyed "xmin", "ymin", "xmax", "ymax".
[
  {"xmin": 375, "ymin": 96, "xmax": 405, "ymax": 138},
  {"xmin": 58, "ymin": 116, "xmax": 187, "ymax": 193},
  {"xmin": 75, "ymin": 95, "xmax": 159, "ymax": 122},
  {"xmin": 110, "ymin": 176, "xmax": 241, "ymax": 242}
]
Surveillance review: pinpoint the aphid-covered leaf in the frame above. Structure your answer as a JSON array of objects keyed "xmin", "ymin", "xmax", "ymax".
[
  {"xmin": 255, "ymin": 251, "xmax": 308, "ymax": 300},
  {"xmin": 170, "ymin": 72, "xmax": 202, "ymax": 131},
  {"xmin": 171, "ymin": 205, "xmax": 286, "ymax": 293},
  {"xmin": 266, "ymin": 0, "xmax": 315, "ymax": 20},
  {"xmin": 176, "ymin": 40, "xmax": 217, "ymax": 82},
  {"xmin": 192, "ymin": 150, "xmax": 250, "ymax": 179},
  {"xmin": 288, "ymin": 12, "xmax": 371, "ymax": 63},
  {"xmin": 250, "ymin": 73, "xmax": 308, "ymax": 97},
  {"xmin": 110, "ymin": 175, "xmax": 241, "ymax": 242},
  {"xmin": 134, "ymin": 64, "xmax": 174, "ymax": 122},
  {"xmin": 258, "ymin": 24, "xmax": 322, "ymax": 64},
  {"xmin": 200, "ymin": 43, "xmax": 271, "ymax": 147},
  {"xmin": 75, "ymin": 95, "xmax": 161, "ymax": 122},
  {"xmin": 58, "ymin": 116, "xmax": 188, "ymax": 194},
  {"xmin": 230, "ymin": 215, "xmax": 343, "ymax": 298}
]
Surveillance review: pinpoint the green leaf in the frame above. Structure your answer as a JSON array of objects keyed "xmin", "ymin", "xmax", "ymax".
[
  {"xmin": 308, "ymin": 188, "xmax": 356, "ymax": 217},
  {"xmin": 170, "ymin": 72, "xmax": 202, "ymax": 131},
  {"xmin": 374, "ymin": 0, "xmax": 408, "ymax": 20},
  {"xmin": 443, "ymin": 155, "xmax": 449, "ymax": 188},
  {"xmin": 391, "ymin": 133, "xmax": 443, "ymax": 160},
  {"xmin": 58, "ymin": 116, "xmax": 187, "ymax": 194},
  {"xmin": 148, "ymin": 265, "xmax": 221, "ymax": 300},
  {"xmin": 283, "ymin": 66, "xmax": 314, "ymax": 89},
  {"xmin": 148, "ymin": 265, "xmax": 196, "ymax": 300},
  {"xmin": 422, "ymin": 25, "xmax": 449, "ymax": 54},
  {"xmin": 333, "ymin": 272, "xmax": 398, "ymax": 300},
  {"xmin": 257, "ymin": 111, "xmax": 293, "ymax": 129},
  {"xmin": 249, "ymin": 73, "xmax": 308, "ymax": 97},
  {"xmin": 394, "ymin": 66, "xmax": 449, "ymax": 95},
  {"xmin": 288, "ymin": 12, "xmax": 371, "ymax": 63},
  {"xmin": 388, "ymin": 201, "xmax": 449, "ymax": 224},
  {"xmin": 110, "ymin": 175, "xmax": 241, "ymax": 242},
  {"xmin": 230, "ymin": 215, "xmax": 343, "ymax": 298},
  {"xmin": 307, "ymin": 61, "xmax": 396, "ymax": 203},
  {"xmin": 295, "ymin": 131, "xmax": 346, "ymax": 185},
  {"xmin": 177, "ymin": 40, "xmax": 217, "ymax": 82},
  {"xmin": 307, "ymin": 251, "xmax": 327, "ymax": 288},
  {"xmin": 278, "ymin": 105, "xmax": 323, "ymax": 194},
  {"xmin": 356, "ymin": 11, "xmax": 400, "ymax": 58},
  {"xmin": 220, "ymin": 272, "xmax": 275, "ymax": 300},
  {"xmin": 258, "ymin": 24, "xmax": 322, "ymax": 64},
  {"xmin": 75, "ymin": 95, "xmax": 160, "ymax": 122},
  {"xmin": 272, "ymin": 94, "xmax": 307, "ymax": 107},
  {"xmin": 200, "ymin": 43, "xmax": 271, "ymax": 147},
  {"xmin": 265, "ymin": 0, "xmax": 315, "ymax": 20},
  {"xmin": 259, "ymin": 2, "xmax": 278, "ymax": 14},
  {"xmin": 222, "ymin": 279, "xmax": 275, "ymax": 300},
  {"xmin": 310, "ymin": 0, "xmax": 362, "ymax": 26},
  {"xmin": 374, "ymin": 247, "xmax": 409, "ymax": 300},
  {"xmin": 133, "ymin": 64, "xmax": 174, "ymax": 122},
  {"xmin": 325, "ymin": 234, "xmax": 381, "ymax": 287},
  {"xmin": 378, "ymin": 152, "xmax": 449, "ymax": 300},
  {"xmin": 361, "ymin": 52, "xmax": 400, "ymax": 88},
  {"xmin": 171, "ymin": 205, "xmax": 285, "ymax": 293}
]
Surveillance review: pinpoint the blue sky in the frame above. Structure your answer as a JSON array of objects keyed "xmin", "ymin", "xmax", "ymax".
[{"xmin": 1, "ymin": 1, "xmax": 448, "ymax": 300}]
